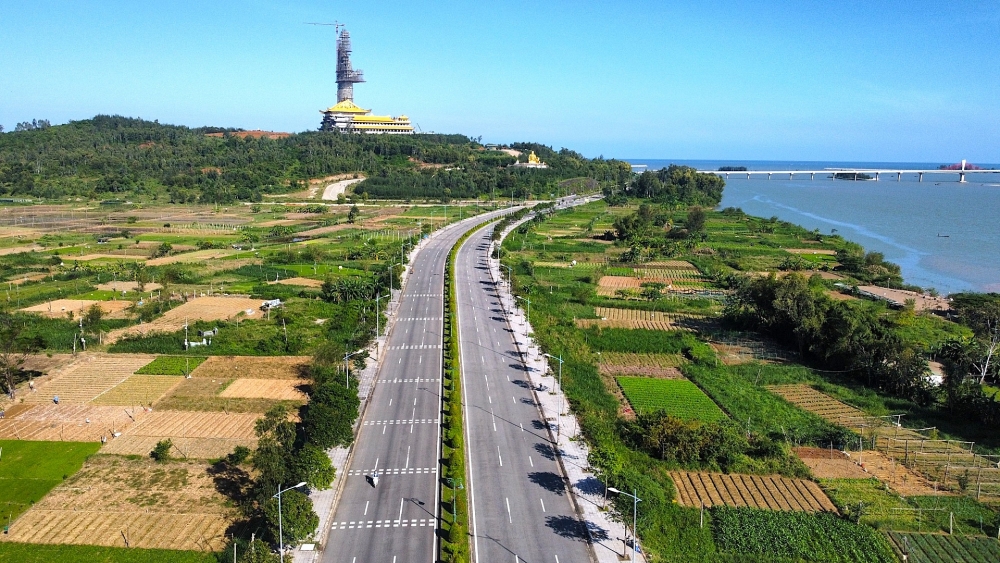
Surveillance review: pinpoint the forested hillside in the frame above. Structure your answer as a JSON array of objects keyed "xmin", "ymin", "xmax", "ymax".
[{"xmin": 0, "ymin": 115, "xmax": 631, "ymax": 203}]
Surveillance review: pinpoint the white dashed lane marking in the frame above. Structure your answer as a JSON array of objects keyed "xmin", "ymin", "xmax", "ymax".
[{"xmin": 331, "ymin": 518, "xmax": 433, "ymax": 529}]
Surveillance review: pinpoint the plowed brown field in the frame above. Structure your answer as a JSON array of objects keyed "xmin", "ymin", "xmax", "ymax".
[
  {"xmin": 105, "ymin": 296, "xmax": 262, "ymax": 343},
  {"xmin": 669, "ymin": 471, "xmax": 837, "ymax": 513},
  {"xmin": 0, "ymin": 404, "xmax": 148, "ymax": 441},
  {"xmin": 25, "ymin": 354, "xmax": 155, "ymax": 404},
  {"xmin": 100, "ymin": 411, "xmax": 259, "ymax": 458},
  {"xmin": 219, "ymin": 378, "xmax": 307, "ymax": 400},
  {"xmin": 91, "ymin": 375, "xmax": 184, "ymax": 406},
  {"xmin": 191, "ymin": 355, "xmax": 309, "ymax": 380}
]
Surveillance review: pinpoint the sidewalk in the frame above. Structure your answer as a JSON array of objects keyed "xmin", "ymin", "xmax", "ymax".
[{"xmin": 489, "ymin": 207, "xmax": 646, "ymax": 563}]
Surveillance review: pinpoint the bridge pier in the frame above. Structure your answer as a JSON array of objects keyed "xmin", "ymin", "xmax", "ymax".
[
  {"xmin": 875, "ymin": 172, "xmax": 880, "ymax": 181},
  {"xmin": 789, "ymin": 173, "xmax": 794, "ymax": 180},
  {"xmin": 810, "ymin": 173, "xmax": 815, "ymax": 180},
  {"xmin": 918, "ymin": 172, "xmax": 923, "ymax": 182},
  {"xmin": 960, "ymin": 172, "xmax": 967, "ymax": 183},
  {"xmin": 767, "ymin": 173, "xmax": 772, "ymax": 180},
  {"xmin": 897, "ymin": 172, "xmax": 901, "ymax": 181},
  {"xmin": 747, "ymin": 173, "xmax": 751, "ymax": 179}
]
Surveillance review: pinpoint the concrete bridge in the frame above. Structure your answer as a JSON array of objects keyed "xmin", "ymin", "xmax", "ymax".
[{"xmin": 700, "ymin": 161, "xmax": 999, "ymax": 183}]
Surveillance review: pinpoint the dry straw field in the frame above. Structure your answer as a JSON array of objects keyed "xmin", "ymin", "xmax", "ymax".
[
  {"xmin": 105, "ymin": 296, "xmax": 263, "ymax": 343},
  {"xmin": 765, "ymin": 384, "xmax": 868, "ymax": 426},
  {"xmin": 0, "ymin": 404, "xmax": 149, "ymax": 442},
  {"xmin": 576, "ymin": 307, "xmax": 704, "ymax": 331},
  {"xmin": 3, "ymin": 456, "xmax": 234, "ymax": 551},
  {"xmin": 25, "ymin": 354, "xmax": 155, "ymax": 404},
  {"xmin": 21, "ymin": 298, "xmax": 132, "ymax": 319},
  {"xmin": 220, "ymin": 378, "xmax": 307, "ymax": 400},
  {"xmin": 191, "ymin": 355, "xmax": 310, "ymax": 380},
  {"xmin": 91, "ymin": 375, "xmax": 184, "ymax": 406},
  {"xmin": 670, "ymin": 471, "xmax": 838, "ymax": 513},
  {"xmin": 100, "ymin": 411, "xmax": 259, "ymax": 459}
]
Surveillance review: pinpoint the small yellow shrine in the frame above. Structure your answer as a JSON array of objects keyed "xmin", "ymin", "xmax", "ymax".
[{"xmin": 513, "ymin": 150, "xmax": 549, "ymax": 169}]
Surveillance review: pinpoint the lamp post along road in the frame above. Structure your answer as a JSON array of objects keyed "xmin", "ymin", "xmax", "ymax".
[
  {"xmin": 274, "ymin": 481, "xmax": 307, "ymax": 557},
  {"xmin": 543, "ymin": 353, "xmax": 565, "ymax": 436},
  {"xmin": 344, "ymin": 350, "xmax": 364, "ymax": 387},
  {"xmin": 608, "ymin": 487, "xmax": 642, "ymax": 562}
]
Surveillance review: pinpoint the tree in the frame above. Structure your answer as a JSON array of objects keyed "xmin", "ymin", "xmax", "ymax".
[
  {"xmin": 263, "ymin": 489, "xmax": 318, "ymax": 547},
  {"xmin": 151, "ymin": 439, "xmax": 173, "ymax": 462},
  {"xmin": 0, "ymin": 313, "xmax": 39, "ymax": 400},
  {"xmin": 951, "ymin": 293, "xmax": 1000, "ymax": 383},
  {"xmin": 238, "ymin": 538, "xmax": 280, "ymax": 563},
  {"xmin": 241, "ymin": 229, "xmax": 261, "ymax": 247},
  {"xmin": 293, "ymin": 444, "xmax": 336, "ymax": 489},
  {"xmin": 347, "ymin": 205, "xmax": 360, "ymax": 224},
  {"xmin": 685, "ymin": 206, "xmax": 706, "ymax": 235},
  {"xmin": 82, "ymin": 303, "xmax": 104, "ymax": 327}
]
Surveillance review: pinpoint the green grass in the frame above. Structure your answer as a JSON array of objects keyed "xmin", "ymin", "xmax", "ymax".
[
  {"xmin": 134, "ymin": 355, "xmax": 207, "ymax": 375},
  {"xmin": 0, "ymin": 440, "xmax": 101, "ymax": 522},
  {"xmin": 617, "ymin": 377, "xmax": 725, "ymax": 421},
  {"xmin": 887, "ymin": 532, "xmax": 1000, "ymax": 563},
  {"xmin": 0, "ymin": 543, "xmax": 218, "ymax": 563},
  {"xmin": 821, "ymin": 478, "xmax": 918, "ymax": 531},
  {"xmin": 711, "ymin": 506, "xmax": 897, "ymax": 563},
  {"xmin": 585, "ymin": 328, "xmax": 714, "ymax": 361}
]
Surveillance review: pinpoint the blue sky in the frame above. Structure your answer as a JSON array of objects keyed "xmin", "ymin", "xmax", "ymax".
[{"xmin": 1, "ymin": 0, "xmax": 997, "ymax": 161}]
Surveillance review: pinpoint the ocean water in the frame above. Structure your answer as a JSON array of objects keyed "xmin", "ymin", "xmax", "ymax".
[{"xmin": 624, "ymin": 159, "xmax": 1000, "ymax": 296}]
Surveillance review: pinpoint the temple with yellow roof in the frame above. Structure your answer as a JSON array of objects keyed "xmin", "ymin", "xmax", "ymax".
[{"xmin": 319, "ymin": 28, "xmax": 414, "ymax": 135}]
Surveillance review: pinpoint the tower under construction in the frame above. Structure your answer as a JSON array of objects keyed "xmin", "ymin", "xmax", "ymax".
[
  {"xmin": 321, "ymin": 27, "xmax": 413, "ymax": 134},
  {"xmin": 335, "ymin": 29, "xmax": 364, "ymax": 103}
]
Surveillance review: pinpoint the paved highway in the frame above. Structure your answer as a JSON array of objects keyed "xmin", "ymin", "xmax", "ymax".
[
  {"xmin": 321, "ymin": 208, "xmax": 514, "ymax": 563},
  {"xmin": 455, "ymin": 222, "xmax": 593, "ymax": 563}
]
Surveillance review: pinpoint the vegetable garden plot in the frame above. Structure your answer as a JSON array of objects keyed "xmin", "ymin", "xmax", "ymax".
[
  {"xmin": 25, "ymin": 354, "xmax": 155, "ymax": 405},
  {"xmin": 135, "ymin": 356, "xmax": 207, "ymax": 375},
  {"xmin": 669, "ymin": 471, "xmax": 838, "ymax": 512},
  {"xmin": 617, "ymin": 377, "xmax": 724, "ymax": 421},
  {"xmin": 887, "ymin": 532, "xmax": 1000, "ymax": 563},
  {"xmin": 766, "ymin": 384, "xmax": 868, "ymax": 426},
  {"xmin": 598, "ymin": 352, "xmax": 686, "ymax": 378}
]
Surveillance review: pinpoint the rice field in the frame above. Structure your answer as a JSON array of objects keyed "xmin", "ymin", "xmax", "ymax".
[
  {"xmin": 670, "ymin": 471, "xmax": 838, "ymax": 512},
  {"xmin": 617, "ymin": 377, "xmax": 725, "ymax": 421}
]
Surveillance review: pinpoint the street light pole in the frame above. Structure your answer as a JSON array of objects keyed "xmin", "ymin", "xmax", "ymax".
[
  {"xmin": 544, "ymin": 353, "xmax": 565, "ymax": 436},
  {"xmin": 273, "ymin": 481, "xmax": 307, "ymax": 558},
  {"xmin": 608, "ymin": 487, "xmax": 641, "ymax": 563},
  {"xmin": 344, "ymin": 350, "xmax": 363, "ymax": 387},
  {"xmin": 374, "ymin": 293, "xmax": 389, "ymax": 337}
]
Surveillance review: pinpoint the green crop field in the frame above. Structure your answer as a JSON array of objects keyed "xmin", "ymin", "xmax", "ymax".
[
  {"xmin": 134, "ymin": 355, "xmax": 207, "ymax": 375},
  {"xmin": 0, "ymin": 440, "xmax": 101, "ymax": 523},
  {"xmin": 712, "ymin": 507, "xmax": 897, "ymax": 563},
  {"xmin": 887, "ymin": 532, "xmax": 1000, "ymax": 563},
  {"xmin": 0, "ymin": 543, "xmax": 218, "ymax": 563},
  {"xmin": 616, "ymin": 377, "xmax": 725, "ymax": 421}
]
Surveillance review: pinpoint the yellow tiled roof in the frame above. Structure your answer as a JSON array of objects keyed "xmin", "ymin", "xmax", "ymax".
[{"xmin": 322, "ymin": 99, "xmax": 371, "ymax": 114}]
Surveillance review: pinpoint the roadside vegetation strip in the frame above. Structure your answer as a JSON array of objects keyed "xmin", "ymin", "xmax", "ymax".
[
  {"xmin": 886, "ymin": 532, "xmax": 1000, "ymax": 563},
  {"xmin": 440, "ymin": 217, "xmax": 506, "ymax": 563},
  {"xmin": 711, "ymin": 506, "xmax": 897, "ymax": 563},
  {"xmin": 617, "ymin": 377, "xmax": 725, "ymax": 421}
]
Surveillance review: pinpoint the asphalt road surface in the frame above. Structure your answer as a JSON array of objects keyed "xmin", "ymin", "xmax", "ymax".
[
  {"xmin": 321, "ymin": 208, "xmax": 515, "ymax": 563},
  {"xmin": 455, "ymin": 222, "xmax": 594, "ymax": 563}
]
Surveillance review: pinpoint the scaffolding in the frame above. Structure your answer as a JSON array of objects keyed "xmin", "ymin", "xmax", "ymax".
[{"xmin": 336, "ymin": 29, "xmax": 364, "ymax": 102}]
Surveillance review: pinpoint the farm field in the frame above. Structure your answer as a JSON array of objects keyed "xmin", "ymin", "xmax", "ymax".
[
  {"xmin": 20, "ymin": 299, "xmax": 132, "ymax": 319},
  {"xmin": 887, "ymin": 532, "xmax": 1000, "ymax": 563},
  {"xmin": 99, "ymin": 411, "xmax": 259, "ymax": 458},
  {"xmin": 270, "ymin": 276, "xmax": 324, "ymax": 288},
  {"xmin": 104, "ymin": 296, "xmax": 263, "ymax": 343},
  {"xmin": 0, "ymin": 440, "xmax": 100, "ymax": 523},
  {"xmin": 1, "ymin": 455, "xmax": 235, "ymax": 551},
  {"xmin": 598, "ymin": 352, "xmax": 686, "ymax": 378},
  {"xmin": 794, "ymin": 447, "xmax": 869, "ymax": 479},
  {"xmin": 617, "ymin": 377, "xmax": 724, "ymax": 421},
  {"xmin": 0, "ymin": 405, "xmax": 149, "ymax": 442},
  {"xmin": 712, "ymin": 506, "xmax": 897, "ymax": 563},
  {"xmin": 190, "ymin": 355, "xmax": 309, "ymax": 379},
  {"xmin": 135, "ymin": 355, "xmax": 207, "ymax": 375},
  {"xmin": 90, "ymin": 375, "xmax": 183, "ymax": 406},
  {"xmin": 23, "ymin": 354, "xmax": 155, "ymax": 405},
  {"xmin": 219, "ymin": 378, "xmax": 307, "ymax": 400},
  {"xmin": 670, "ymin": 470, "xmax": 838, "ymax": 512},
  {"xmin": 0, "ymin": 543, "xmax": 218, "ymax": 563},
  {"xmin": 766, "ymin": 383, "xmax": 869, "ymax": 426}
]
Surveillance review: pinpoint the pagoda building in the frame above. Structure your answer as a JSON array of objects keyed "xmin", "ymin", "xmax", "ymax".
[{"xmin": 320, "ymin": 28, "xmax": 413, "ymax": 135}]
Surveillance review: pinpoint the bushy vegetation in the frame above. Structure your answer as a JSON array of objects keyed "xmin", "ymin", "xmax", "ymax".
[
  {"xmin": 0, "ymin": 543, "xmax": 219, "ymax": 563},
  {"xmin": 0, "ymin": 115, "xmax": 629, "ymax": 202},
  {"xmin": 711, "ymin": 507, "xmax": 897, "ymax": 563}
]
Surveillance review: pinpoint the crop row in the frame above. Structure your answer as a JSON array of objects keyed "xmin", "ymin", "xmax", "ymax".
[{"xmin": 617, "ymin": 377, "xmax": 724, "ymax": 421}]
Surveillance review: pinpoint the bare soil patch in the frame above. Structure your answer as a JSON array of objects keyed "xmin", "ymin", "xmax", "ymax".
[
  {"xmin": 0, "ymin": 404, "xmax": 149, "ymax": 441},
  {"xmin": 794, "ymin": 447, "xmax": 871, "ymax": 479},
  {"xmin": 95, "ymin": 281, "xmax": 163, "ymax": 292},
  {"xmin": 670, "ymin": 471, "xmax": 838, "ymax": 513},
  {"xmin": 145, "ymin": 248, "xmax": 239, "ymax": 266},
  {"xmin": 3, "ymin": 455, "xmax": 234, "ymax": 551},
  {"xmin": 100, "ymin": 411, "xmax": 259, "ymax": 459},
  {"xmin": 857, "ymin": 285, "xmax": 951, "ymax": 312},
  {"xmin": 598, "ymin": 352, "xmax": 687, "ymax": 379},
  {"xmin": 191, "ymin": 355, "xmax": 309, "ymax": 380},
  {"xmin": 219, "ymin": 378, "xmax": 307, "ymax": 400},
  {"xmin": 21, "ymin": 299, "xmax": 132, "ymax": 319},
  {"xmin": 270, "ymin": 276, "xmax": 323, "ymax": 288}
]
